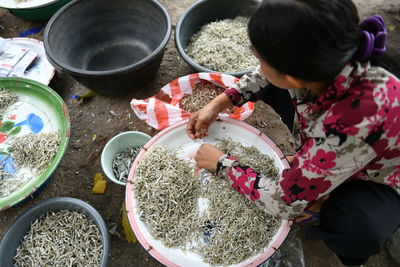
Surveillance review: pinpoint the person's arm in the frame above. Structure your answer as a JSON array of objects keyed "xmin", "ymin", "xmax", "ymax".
[
  {"xmin": 187, "ymin": 65, "xmax": 268, "ymax": 139},
  {"xmin": 224, "ymin": 65, "xmax": 268, "ymax": 106},
  {"xmin": 213, "ymin": 134, "xmax": 376, "ymax": 219},
  {"xmin": 204, "ymin": 93, "xmax": 234, "ymax": 113}
]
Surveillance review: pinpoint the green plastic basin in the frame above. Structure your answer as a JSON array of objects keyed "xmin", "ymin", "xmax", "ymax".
[
  {"xmin": 0, "ymin": 77, "xmax": 70, "ymax": 210},
  {"xmin": 9, "ymin": 0, "xmax": 72, "ymax": 22}
]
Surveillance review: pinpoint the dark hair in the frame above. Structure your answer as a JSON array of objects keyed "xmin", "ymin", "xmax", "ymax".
[
  {"xmin": 248, "ymin": 0, "xmax": 400, "ymax": 81},
  {"xmin": 371, "ymin": 46, "xmax": 400, "ymax": 78}
]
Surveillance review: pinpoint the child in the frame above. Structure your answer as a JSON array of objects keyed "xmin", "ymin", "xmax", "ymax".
[{"xmin": 187, "ymin": 0, "xmax": 400, "ymax": 265}]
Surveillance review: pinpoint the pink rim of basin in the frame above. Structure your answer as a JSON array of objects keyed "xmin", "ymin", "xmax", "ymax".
[{"xmin": 125, "ymin": 117, "xmax": 293, "ymax": 267}]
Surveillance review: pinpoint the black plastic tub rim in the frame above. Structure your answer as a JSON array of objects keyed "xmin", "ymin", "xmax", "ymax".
[
  {"xmin": 0, "ymin": 197, "xmax": 110, "ymax": 267},
  {"xmin": 44, "ymin": 0, "xmax": 172, "ymax": 77},
  {"xmin": 175, "ymin": 0, "xmax": 262, "ymax": 77}
]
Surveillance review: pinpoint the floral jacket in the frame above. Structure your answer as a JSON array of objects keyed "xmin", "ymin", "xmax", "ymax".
[{"xmin": 219, "ymin": 62, "xmax": 400, "ymax": 219}]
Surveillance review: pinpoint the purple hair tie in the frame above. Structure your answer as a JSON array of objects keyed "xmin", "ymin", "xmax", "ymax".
[{"xmin": 357, "ymin": 15, "xmax": 387, "ymax": 61}]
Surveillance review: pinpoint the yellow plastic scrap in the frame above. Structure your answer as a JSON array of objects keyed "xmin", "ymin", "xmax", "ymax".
[
  {"xmin": 121, "ymin": 202, "xmax": 137, "ymax": 243},
  {"xmin": 79, "ymin": 89, "xmax": 97, "ymax": 100},
  {"xmin": 92, "ymin": 172, "xmax": 107, "ymax": 194}
]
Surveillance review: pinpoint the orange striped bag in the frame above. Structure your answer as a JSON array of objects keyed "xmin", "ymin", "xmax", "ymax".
[{"xmin": 130, "ymin": 72, "xmax": 255, "ymax": 130}]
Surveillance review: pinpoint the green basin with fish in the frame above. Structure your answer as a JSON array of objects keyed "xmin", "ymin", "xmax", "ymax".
[
  {"xmin": 9, "ymin": 0, "xmax": 73, "ymax": 22},
  {"xmin": 0, "ymin": 77, "xmax": 70, "ymax": 211}
]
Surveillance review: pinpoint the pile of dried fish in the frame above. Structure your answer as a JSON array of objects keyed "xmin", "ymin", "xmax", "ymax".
[
  {"xmin": 0, "ymin": 132, "xmax": 60, "ymax": 198},
  {"xmin": 12, "ymin": 132, "xmax": 61, "ymax": 172},
  {"xmin": 0, "ymin": 87, "xmax": 21, "ymax": 198},
  {"xmin": 195, "ymin": 179, "xmax": 281, "ymax": 265},
  {"xmin": 216, "ymin": 138, "xmax": 280, "ymax": 180},
  {"xmin": 0, "ymin": 175, "xmax": 30, "ymax": 199},
  {"xmin": 186, "ymin": 16, "xmax": 258, "ymax": 73},
  {"xmin": 14, "ymin": 210, "xmax": 103, "ymax": 267},
  {"xmin": 0, "ymin": 87, "xmax": 18, "ymax": 114},
  {"xmin": 181, "ymin": 82, "xmax": 233, "ymax": 114},
  {"xmin": 112, "ymin": 146, "xmax": 143, "ymax": 183},
  {"xmin": 134, "ymin": 146, "xmax": 200, "ymax": 248},
  {"xmin": 133, "ymin": 141, "xmax": 281, "ymax": 265}
]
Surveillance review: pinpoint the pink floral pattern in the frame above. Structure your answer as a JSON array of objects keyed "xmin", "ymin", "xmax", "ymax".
[
  {"xmin": 228, "ymin": 165, "xmax": 261, "ymax": 201},
  {"xmin": 384, "ymin": 106, "xmax": 400, "ymax": 141},
  {"xmin": 386, "ymin": 166, "xmax": 400, "ymax": 188},
  {"xmin": 280, "ymin": 157, "xmax": 332, "ymax": 204},
  {"xmin": 296, "ymin": 177, "xmax": 332, "ymax": 201},
  {"xmin": 217, "ymin": 62, "xmax": 400, "ymax": 219},
  {"xmin": 299, "ymin": 138, "xmax": 314, "ymax": 155},
  {"xmin": 311, "ymin": 150, "xmax": 337, "ymax": 169},
  {"xmin": 386, "ymin": 76, "xmax": 400, "ymax": 103}
]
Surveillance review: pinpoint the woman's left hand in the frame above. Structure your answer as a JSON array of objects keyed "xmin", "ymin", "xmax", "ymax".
[{"xmin": 194, "ymin": 144, "xmax": 225, "ymax": 171}]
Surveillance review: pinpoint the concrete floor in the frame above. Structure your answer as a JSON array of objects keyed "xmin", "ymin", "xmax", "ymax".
[{"xmin": 0, "ymin": 0, "xmax": 400, "ymax": 266}]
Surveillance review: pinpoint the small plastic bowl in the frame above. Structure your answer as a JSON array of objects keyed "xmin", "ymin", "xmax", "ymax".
[
  {"xmin": 0, "ymin": 197, "xmax": 109, "ymax": 267},
  {"xmin": 101, "ymin": 131, "xmax": 151, "ymax": 186}
]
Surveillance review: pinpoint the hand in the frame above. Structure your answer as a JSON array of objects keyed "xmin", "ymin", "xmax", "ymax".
[
  {"xmin": 295, "ymin": 195, "xmax": 329, "ymax": 223},
  {"xmin": 186, "ymin": 93, "xmax": 233, "ymax": 140},
  {"xmin": 194, "ymin": 144, "xmax": 224, "ymax": 171},
  {"xmin": 187, "ymin": 105, "xmax": 219, "ymax": 139},
  {"xmin": 286, "ymin": 155, "xmax": 295, "ymax": 164}
]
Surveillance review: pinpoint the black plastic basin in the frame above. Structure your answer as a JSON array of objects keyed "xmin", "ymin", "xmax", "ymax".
[
  {"xmin": 44, "ymin": 0, "xmax": 171, "ymax": 95},
  {"xmin": 175, "ymin": 0, "xmax": 261, "ymax": 77}
]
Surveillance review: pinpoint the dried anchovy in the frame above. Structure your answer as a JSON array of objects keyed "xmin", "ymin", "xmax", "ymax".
[
  {"xmin": 0, "ymin": 87, "xmax": 18, "ymax": 114},
  {"xmin": 133, "ymin": 144, "xmax": 281, "ymax": 266},
  {"xmin": 194, "ymin": 179, "xmax": 281, "ymax": 266},
  {"xmin": 134, "ymin": 146, "xmax": 201, "ymax": 248},
  {"xmin": 181, "ymin": 83, "xmax": 233, "ymax": 114},
  {"xmin": 0, "ymin": 155, "xmax": 13, "ymax": 180},
  {"xmin": 14, "ymin": 210, "xmax": 103, "ymax": 267},
  {"xmin": 0, "ymin": 132, "xmax": 60, "ymax": 198},
  {"xmin": 0, "ymin": 173, "xmax": 30, "ymax": 198},
  {"xmin": 112, "ymin": 146, "xmax": 143, "ymax": 183},
  {"xmin": 12, "ymin": 132, "xmax": 61, "ymax": 172},
  {"xmin": 216, "ymin": 138, "xmax": 280, "ymax": 180},
  {"xmin": 186, "ymin": 16, "xmax": 258, "ymax": 73}
]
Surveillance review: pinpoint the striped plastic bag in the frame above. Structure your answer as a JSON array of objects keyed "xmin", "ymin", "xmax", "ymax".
[{"xmin": 130, "ymin": 72, "xmax": 255, "ymax": 130}]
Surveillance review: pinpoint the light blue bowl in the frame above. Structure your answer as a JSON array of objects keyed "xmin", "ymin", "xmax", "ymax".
[{"xmin": 101, "ymin": 131, "xmax": 151, "ymax": 186}]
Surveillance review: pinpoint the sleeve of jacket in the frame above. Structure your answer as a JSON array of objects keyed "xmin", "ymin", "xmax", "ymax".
[
  {"xmin": 216, "ymin": 134, "xmax": 376, "ymax": 219},
  {"xmin": 224, "ymin": 65, "xmax": 268, "ymax": 106}
]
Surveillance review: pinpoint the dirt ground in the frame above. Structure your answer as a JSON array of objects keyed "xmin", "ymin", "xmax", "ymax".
[{"xmin": 0, "ymin": 0, "xmax": 400, "ymax": 266}]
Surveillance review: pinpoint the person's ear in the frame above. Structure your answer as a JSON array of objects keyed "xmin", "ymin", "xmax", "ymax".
[
  {"xmin": 285, "ymin": 75, "xmax": 305, "ymax": 88},
  {"xmin": 252, "ymin": 47, "xmax": 260, "ymax": 59}
]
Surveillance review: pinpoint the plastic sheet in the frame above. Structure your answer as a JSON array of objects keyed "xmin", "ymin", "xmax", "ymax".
[
  {"xmin": 387, "ymin": 227, "xmax": 400, "ymax": 264},
  {"xmin": 259, "ymin": 225, "xmax": 305, "ymax": 267}
]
